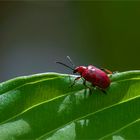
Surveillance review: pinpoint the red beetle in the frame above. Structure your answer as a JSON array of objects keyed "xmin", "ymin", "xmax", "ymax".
[{"xmin": 56, "ymin": 56, "xmax": 112, "ymax": 94}]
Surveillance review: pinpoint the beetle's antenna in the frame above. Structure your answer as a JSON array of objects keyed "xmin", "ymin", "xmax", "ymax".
[
  {"xmin": 56, "ymin": 61, "xmax": 74, "ymax": 71},
  {"xmin": 66, "ymin": 56, "xmax": 75, "ymax": 68}
]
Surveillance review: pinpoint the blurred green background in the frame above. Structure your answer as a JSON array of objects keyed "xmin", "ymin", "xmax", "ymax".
[{"xmin": 0, "ymin": 1, "xmax": 140, "ymax": 82}]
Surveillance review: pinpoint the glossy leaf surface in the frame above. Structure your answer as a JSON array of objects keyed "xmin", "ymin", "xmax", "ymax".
[{"xmin": 0, "ymin": 71, "xmax": 140, "ymax": 139}]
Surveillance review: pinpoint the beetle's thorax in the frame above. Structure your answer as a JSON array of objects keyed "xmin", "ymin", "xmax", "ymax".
[{"xmin": 73, "ymin": 66, "xmax": 87, "ymax": 74}]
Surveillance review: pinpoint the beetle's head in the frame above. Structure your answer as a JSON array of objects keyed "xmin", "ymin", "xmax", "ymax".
[
  {"xmin": 56, "ymin": 56, "xmax": 87, "ymax": 75},
  {"xmin": 73, "ymin": 66, "xmax": 87, "ymax": 74}
]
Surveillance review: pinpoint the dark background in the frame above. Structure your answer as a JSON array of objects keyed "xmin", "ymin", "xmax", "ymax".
[{"xmin": 0, "ymin": 1, "xmax": 140, "ymax": 82}]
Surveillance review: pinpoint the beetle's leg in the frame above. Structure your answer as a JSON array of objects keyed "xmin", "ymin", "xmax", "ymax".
[
  {"xmin": 83, "ymin": 80, "xmax": 90, "ymax": 88},
  {"xmin": 95, "ymin": 86, "xmax": 107, "ymax": 95},
  {"xmin": 100, "ymin": 68, "xmax": 113, "ymax": 74},
  {"xmin": 83, "ymin": 80, "xmax": 92, "ymax": 95},
  {"xmin": 101, "ymin": 89, "xmax": 107, "ymax": 95},
  {"xmin": 70, "ymin": 76, "xmax": 81, "ymax": 87}
]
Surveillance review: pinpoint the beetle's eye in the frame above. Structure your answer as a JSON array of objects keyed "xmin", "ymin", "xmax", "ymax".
[{"xmin": 73, "ymin": 69, "xmax": 77, "ymax": 73}]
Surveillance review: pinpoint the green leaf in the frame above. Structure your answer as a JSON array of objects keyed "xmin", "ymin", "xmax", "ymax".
[{"xmin": 0, "ymin": 71, "xmax": 140, "ymax": 139}]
